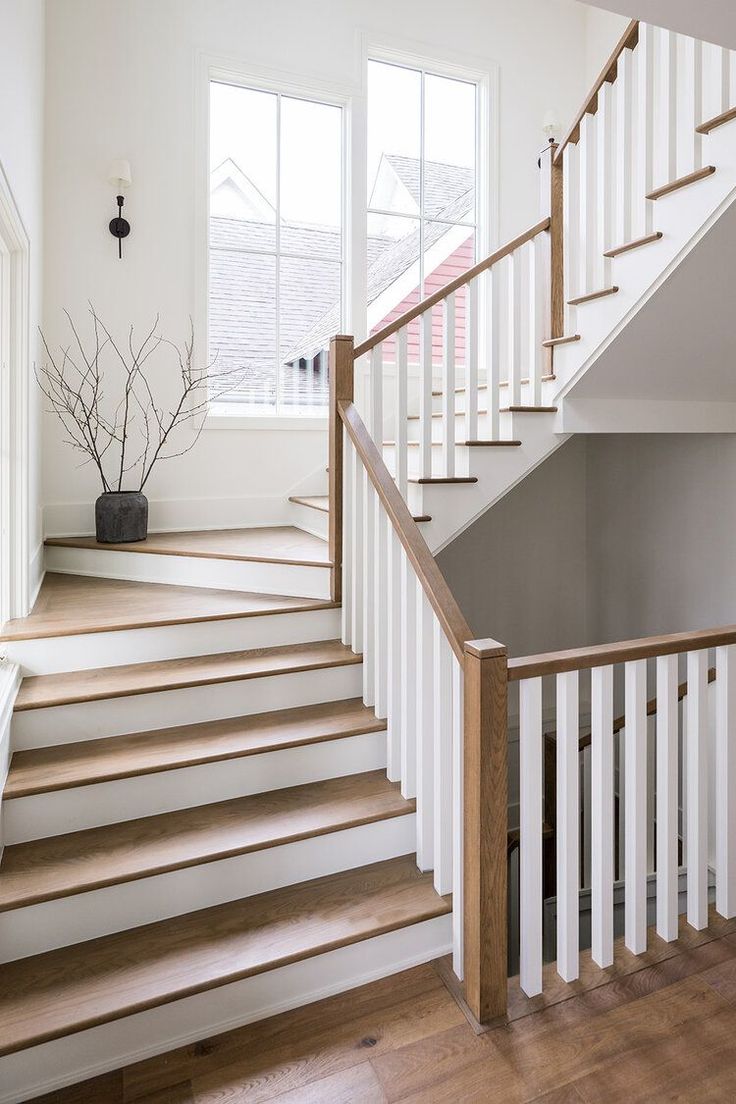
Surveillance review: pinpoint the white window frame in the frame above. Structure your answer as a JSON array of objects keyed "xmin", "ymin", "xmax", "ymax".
[{"xmin": 196, "ymin": 54, "xmax": 354, "ymax": 429}]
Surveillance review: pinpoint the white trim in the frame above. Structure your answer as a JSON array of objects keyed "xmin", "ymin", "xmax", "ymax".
[
  {"xmin": 0, "ymin": 660, "xmax": 21, "ymax": 856},
  {"xmin": 0, "ymin": 163, "xmax": 31, "ymax": 626}
]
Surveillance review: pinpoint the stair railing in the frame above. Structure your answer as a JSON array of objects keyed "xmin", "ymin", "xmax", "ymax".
[{"xmin": 509, "ymin": 627, "xmax": 736, "ymax": 997}]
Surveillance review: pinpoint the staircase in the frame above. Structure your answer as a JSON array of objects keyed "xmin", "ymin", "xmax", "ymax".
[{"xmin": 3, "ymin": 15, "xmax": 736, "ymax": 1103}]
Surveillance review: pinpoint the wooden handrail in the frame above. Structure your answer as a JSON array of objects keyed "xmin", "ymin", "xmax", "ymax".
[
  {"xmin": 353, "ymin": 218, "xmax": 551, "ymax": 360},
  {"xmin": 338, "ymin": 399, "xmax": 472, "ymax": 663},
  {"xmin": 555, "ymin": 19, "xmax": 639, "ymax": 164},
  {"xmin": 509, "ymin": 625, "xmax": 736, "ymax": 682}
]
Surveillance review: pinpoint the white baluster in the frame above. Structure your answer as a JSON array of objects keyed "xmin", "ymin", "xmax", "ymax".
[
  {"xmin": 416, "ymin": 584, "xmax": 435, "ymax": 869},
  {"xmin": 373, "ymin": 500, "xmax": 388, "ymax": 719},
  {"xmin": 625, "ymin": 658, "xmax": 647, "ymax": 954},
  {"xmin": 615, "ymin": 45, "xmax": 634, "ymax": 250},
  {"xmin": 396, "ymin": 326, "xmax": 408, "ymax": 499},
  {"xmin": 362, "ymin": 475, "xmax": 375, "ymax": 706},
  {"xmin": 399, "ymin": 549, "xmax": 417, "ymax": 798},
  {"xmin": 556, "ymin": 670, "xmax": 579, "ymax": 982},
  {"xmin": 370, "ymin": 343, "xmax": 383, "ymax": 445},
  {"xmin": 341, "ymin": 426, "xmax": 352, "ymax": 648},
  {"xmin": 719, "ymin": 46, "xmax": 733, "ymax": 114},
  {"xmin": 488, "ymin": 265, "xmax": 501, "ymax": 439},
  {"xmin": 386, "ymin": 525, "xmax": 402, "ymax": 781},
  {"xmin": 578, "ymin": 112, "xmax": 597, "ymax": 294},
  {"xmin": 520, "ymin": 676, "xmax": 543, "ymax": 997},
  {"xmin": 681, "ymin": 36, "xmax": 703, "ymax": 175},
  {"xmin": 658, "ymin": 29, "xmax": 678, "ymax": 188},
  {"xmin": 635, "ymin": 23, "xmax": 656, "ymax": 236},
  {"xmin": 687, "ymin": 648, "xmax": 708, "ymax": 930},
  {"xmin": 465, "ymin": 278, "xmax": 478, "ymax": 444},
  {"xmin": 441, "ymin": 292, "xmax": 456, "ymax": 478},
  {"xmin": 507, "ymin": 252, "xmax": 522, "ymax": 407},
  {"xmin": 617, "ymin": 729, "xmax": 626, "ymax": 882},
  {"xmin": 597, "ymin": 80, "xmax": 615, "ymax": 286},
  {"xmin": 563, "ymin": 142, "xmax": 579, "ymax": 326},
  {"xmin": 656, "ymin": 653, "xmax": 679, "ymax": 941},
  {"xmin": 433, "ymin": 619, "xmax": 453, "ymax": 895},
  {"xmin": 451, "ymin": 654, "xmax": 464, "ymax": 977},
  {"xmin": 591, "ymin": 664, "xmax": 614, "ymax": 967},
  {"xmin": 419, "ymin": 309, "xmax": 433, "ymax": 480},
  {"xmin": 350, "ymin": 445, "xmax": 363, "ymax": 654},
  {"xmin": 582, "ymin": 744, "xmax": 592, "ymax": 890},
  {"xmin": 528, "ymin": 236, "xmax": 545, "ymax": 407},
  {"xmin": 716, "ymin": 644, "xmax": 736, "ymax": 918}
]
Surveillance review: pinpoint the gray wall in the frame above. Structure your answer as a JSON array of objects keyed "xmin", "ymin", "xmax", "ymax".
[{"xmin": 438, "ymin": 433, "xmax": 736, "ymax": 657}]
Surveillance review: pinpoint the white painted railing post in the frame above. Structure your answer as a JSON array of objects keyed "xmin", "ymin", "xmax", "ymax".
[
  {"xmin": 419, "ymin": 310, "xmax": 433, "ymax": 481},
  {"xmin": 520, "ymin": 676, "xmax": 543, "ymax": 997},
  {"xmin": 625, "ymin": 658, "xmax": 648, "ymax": 955},
  {"xmin": 656, "ymin": 653, "xmax": 679, "ymax": 941},
  {"xmin": 415, "ymin": 583, "xmax": 435, "ymax": 869},
  {"xmin": 591, "ymin": 664, "xmax": 614, "ymax": 968},
  {"xmin": 441, "ymin": 293, "xmax": 456, "ymax": 478},
  {"xmin": 716, "ymin": 644, "xmax": 736, "ymax": 918},
  {"xmin": 465, "ymin": 278, "xmax": 478, "ymax": 445},
  {"xmin": 556, "ymin": 670, "xmax": 580, "ymax": 982},
  {"xmin": 614, "ymin": 44, "xmax": 634, "ymax": 250},
  {"xmin": 686, "ymin": 649, "xmax": 709, "ymax": 930},
  {"xmin": 635, "ymin": 22, "xmax": 655, "ymax": 236},
  {"xmin": 395, "ymin": 327, "xmax": 409, "ymax": 499}
]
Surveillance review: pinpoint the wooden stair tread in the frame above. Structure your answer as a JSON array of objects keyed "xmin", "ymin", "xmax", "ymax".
[
  {"xmin": 500, "ymin": 405, "xmax": 557, "ymax": 414},
  {"xmin": 408, "ymin": 476, "xmax": 478, "ymax": 485},
  {"xmin": 646, "ymin": 164, "xmax": 716, "ymax": 200},
  {"xmin": 696, "ymin": 106, "xmax": 736, "ymax": 134},
  {"xmin": 0, "ymin": 855, "xmax": 449, "ymax": 1057},
  {"xmin": 4, "ymin": 699, "xmax": 386, "ymax": 799},
  {"xmin": 568, "ymin": 286, "xmax": 619, "ymax": 306},
  {"xmin": 0, "ymin": 771, "xmax": 413, "ymax": 911},
  {"xmin": 0, "ymin": 573, "xmax": 335, "ymax": 642},
  {"xmin": 603, "ymin": 231, "xmax": 662, "ymax": 258},
  {"xmin": 542, "ymin": 335, "xmax": 580, "ymax": 348},
  {"xmin": 288, "ymin": 495, "xmax": 329, "ymax": 513},
  {"xmin": 44, "ymin": 526, "xmax": 331, "ymax": 568},
  {"xmin": 14, "ymin": 639, "xmax": 360, "ymax": 712}
]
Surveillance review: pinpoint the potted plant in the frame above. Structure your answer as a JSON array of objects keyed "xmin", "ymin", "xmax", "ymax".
[{"xmin": 37, "ymin": 308, "xmax": 242, "ymax": 543}]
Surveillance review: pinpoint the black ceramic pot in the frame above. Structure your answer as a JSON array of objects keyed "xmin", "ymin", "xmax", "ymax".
[{"xmin": 95, "ymin": 491, "xmax": 148, "ymax": 543}]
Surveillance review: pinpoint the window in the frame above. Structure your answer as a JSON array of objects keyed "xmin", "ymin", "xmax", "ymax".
[
  {"xmin": 208, "ymin": 81, "xmax": 343, "ymax": 414},
  {"xmin": 366, "ymin": 59, "xmax": 477, "ymax": 363}
]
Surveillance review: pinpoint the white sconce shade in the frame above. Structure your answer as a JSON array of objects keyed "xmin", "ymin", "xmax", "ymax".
[
  {"xmin": 108, "ymin": 159, "xmax": 132, "ymax": 189},
  {"xmin": 542, "ymin": 111, "xmax": 559, "ymax": 140}
]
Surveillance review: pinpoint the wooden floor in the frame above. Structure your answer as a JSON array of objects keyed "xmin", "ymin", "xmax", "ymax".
[
  {"xmin": 44, "ymin": 526, "xmax": 331, "ymax": 566},
  {"xmin": 0, "ymin": 573, "xmax": 334, "ymax": 641},
  {"xmin": 29, "ymin": 923, "xmax": 736, "ymax": 1103}
]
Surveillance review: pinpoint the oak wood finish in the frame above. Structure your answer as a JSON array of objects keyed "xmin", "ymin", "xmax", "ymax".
[
  {"xmin": 464, "ymin": 440, "xmax": 522, "ymax": 447},
  {"xmin": 4, "ymin": 698, "xmax": 386, "ymax": 799},
  {"xmin": 542, "ymin": 335, "xmax": 580, "ymax": 347},
  {"xmin": 463, "ymin": 639, "xmax": 508, "ymax": 1024},
  {"xmin": 0, "ymin": 771, "xmax": 413, "ymax": 911},
  {"xmin": 500, "ymin": 406, "xmax": 558, "ymax": 414},
  {"xmin": 14, "ymin": 638, "xmax": 361, "ymax": 711},
  {"xmin": 646, "ymin": 165, "xmax": 716, "ymax": 201},
  {"xmin": 0, "ymin": 573, "xmax": 334, "ymax": 641},
  {"xmin": 288, "ymin": 495, "xmax": 328, "ymax": 513},
  {"xmin": 328, "ymin": 335, "xmax": 354, "ymax": 603},
  {"xmin": 0, "ymin": 856, "xmax": 450, "ymax": 1058},
  {"xmin": 696, "ymin": 105, "xmax": 736, "ymax": 134},
  {"xmin": 567, "ymin": 286, "xmax": 619, "ymax": 306},
  {"xmin": 44, "ymin": 526, "xmax": 331, "ymax": 567},
  {"xmin": 408, "ymin": 476, "xmax": 478, "ymax": 485},
  {"xmin": 339, "ymin": 401, "xmax": 472, "ymax": 663},
  {"xmin": 33, "ymin": 913, "xmax": 736, "ymax": 1102},
  {"xmin": 603, "ymin": 231, "xmax": 663, "ymax": 258},
  {"xmin": 353, "ymin": 219, "xmax": 551, "ymax": 359},
  {"xmin": 509, "ymin": 623, "xmax": 736, "ymax": 681},
  {"xmin": 539, "ymin": 141, "xmax": 564, "ymax": 343},
  {"xmin": 555, "ymin": 19, "xmax": 639, "ymax": 161}
]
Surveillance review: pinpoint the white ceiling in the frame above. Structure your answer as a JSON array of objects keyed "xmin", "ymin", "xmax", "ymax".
[{"xmin": 579, "ymin": 1, "xmax": 736, "ymax": 50}]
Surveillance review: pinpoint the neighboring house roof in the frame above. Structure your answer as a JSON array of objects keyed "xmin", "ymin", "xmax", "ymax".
[{"xmin": 208, "ymin": 154, "xmax": 475, "ymax": 401}]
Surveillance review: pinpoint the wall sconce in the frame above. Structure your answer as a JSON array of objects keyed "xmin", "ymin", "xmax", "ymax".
[
  {"xmin": 108, "ymin": 159, "xmax": 132, "ymax": 259},
  {"xmin": 542, "ymin": 111, "xmax": 560, "ymax": 145}
]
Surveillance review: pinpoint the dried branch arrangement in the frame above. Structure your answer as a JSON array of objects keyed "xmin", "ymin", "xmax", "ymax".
[{"xmin": 37, "ymin": 308, "xmax": 243, "ymax": 492}]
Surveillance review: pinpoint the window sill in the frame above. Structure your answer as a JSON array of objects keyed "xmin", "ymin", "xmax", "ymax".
[{"xmin": 203, "ymin": 405, "xmax": 329, "ymax": 432}]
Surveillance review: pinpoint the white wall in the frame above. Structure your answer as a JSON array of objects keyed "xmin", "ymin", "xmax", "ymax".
[
  {"xmin": 581, "ymin": 5, "xmax": 629, "ymax": 84},
  {"xmin": 579, "ymin": 0, "xmax": 736, "ymax": 51},
  {"xmin": 0, "ymin": 0, "xmax": 45, "ymax": 588},
  {"xmin": 41, "ymin": 0, "xmax": 619, "ymax": 534}
]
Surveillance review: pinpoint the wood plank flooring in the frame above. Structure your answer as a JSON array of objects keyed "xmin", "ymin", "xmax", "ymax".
[
  {"xmin": 14, "ymin": 639, "xmax": 360, "ymax": 711},
  {"xmin": 28, "ymin": 926, "xmax": 736, "ymax": 1103},
  {"xmin": 0, "ymin": 573, "xmax": 335, "ymax": 641},
  {"xmin": 44, "ymin": 526, "xmax": 332, "ymax": 567}
]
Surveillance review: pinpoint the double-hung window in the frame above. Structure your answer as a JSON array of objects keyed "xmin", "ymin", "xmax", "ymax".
[{"xmin": 208, "ymin": 80, "xmax": 344, "ymax": 415}]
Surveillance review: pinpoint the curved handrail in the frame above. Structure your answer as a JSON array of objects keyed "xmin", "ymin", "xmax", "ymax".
[
  {"xmin": 555, "ymin": 18, "xmax": 639, "ymax": 163},
  {"xmin": 353, "ymin": 217, "xmax": 551, "ymax": 360},
  {"xmin": 338, "ymin": 399, "xmax": 472, "ymax": 663}
]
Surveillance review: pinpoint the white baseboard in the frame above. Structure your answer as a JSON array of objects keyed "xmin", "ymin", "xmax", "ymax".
[
  {"xmin": 0, "ymin": 914, "xmax": 452, "ymax": 1104},
  {"xmin": 42, "ymin": 495, "xmax": 292, "ymax": 539},
  {"xmin": 28, "ymin": 543, "xmax": 44, "ymax": 610}
]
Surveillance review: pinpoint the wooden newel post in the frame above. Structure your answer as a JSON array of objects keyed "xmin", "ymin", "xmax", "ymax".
[
  {"xmin": 463, "ymin": 637, "xmax": 509, "ymax": 1024},
  {"xmin": 328, "ymin": 335, "xmax": 354, "ymax": 604},
  {"xmin": 539, "ymin": 141, "xmax": 563, "ymax": 342}
]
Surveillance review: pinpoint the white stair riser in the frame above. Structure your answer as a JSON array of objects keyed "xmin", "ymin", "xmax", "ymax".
[
  {"xmin": 382, "ymin": 443, "xmax": 471, "ymax": 478},
  {"xmin": 11, "ymin": 662, "xmax": 364, "ymax": 749},
  {"xmin": 44, "ymin": 545, "xmax": 331, "ymax": 600},
  {"xmin": 405, "ymin": 409, "xmax": 517, "ymax": 444},
  {"xmin": 0, "ymin": 814, "xmax": 416, "ymax": 962},
  {"xmin": 287, "ymin": 500, "xmax": 329, "ymax": 540},
  {"xmin": 3, "ymin": 607, "xmax": 341, "ymax": 675},
  {"xmin": 428, "ymin": 379, "xmax": 549, "ymax": 415},
  {"xmin": 0, "ymin": 913, "xmax": 452, "ymax": 1104},
  {"xmin": 5, "ymin": 729, "xmax": 387, "ymax": 841}
]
